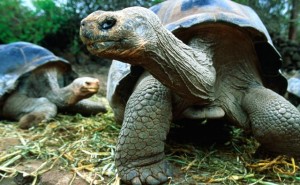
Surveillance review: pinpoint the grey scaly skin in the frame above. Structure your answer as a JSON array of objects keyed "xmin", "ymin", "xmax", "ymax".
[
  {"xmin": 80, "ymin": 7, "xmax": 300, "ymax": 185},
  {"xmin": 115, "ymin": 72, "xmax": 173, "ymax": 184},
  {"xmin": 2, "ymin": 65, "xmax": 106, "ymax": 129}
]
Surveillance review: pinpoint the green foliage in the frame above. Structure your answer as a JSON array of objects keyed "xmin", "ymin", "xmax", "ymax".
[
  {"xmin": 0, "ymin": 0, "xmax": 68, "ymax": 44},
  {"xmin": 252, "ymin": 0, "xmax": 290, "ymax": 36},
  {"xmin": 233, "ymin": 0, "xmax": 291, "ymax": 37},
  {"xmin": 0, "ymin": 0, "xmax": 32, "ymax": 43},
  {"xmin": 32, "ymin": 0, "xmax": 67, "ymax": 33}
]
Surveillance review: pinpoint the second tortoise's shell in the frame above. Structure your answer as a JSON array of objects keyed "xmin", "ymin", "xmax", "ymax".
[
  {"xmin": 0, "ymin": 42, "xmax": 77, "ymax": 103},
  {"xmin": 288, "ymin": 77, "xmax": 300, "ymax": 97},
  {"xmin": 107, "ymin": 0, "xmax": 287, "ymax": 109}
]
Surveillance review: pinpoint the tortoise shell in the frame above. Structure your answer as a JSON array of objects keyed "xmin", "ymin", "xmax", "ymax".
[
  {"xmin": 107, "ymin": 0, "xmax": 287, "ymax": 106},
  {"xmin": 0, "ymin": 42, "xmax": 77, "ymax": 103}
]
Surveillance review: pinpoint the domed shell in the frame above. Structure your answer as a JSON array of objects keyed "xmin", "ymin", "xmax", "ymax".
[
  {"xmin": 150, "ymin": 0, "xmax": 287, "ymax": 94},
  {"xmin": 0, "ymin": 42, "xmax": 76, "ymax": 101},
  {"xmin": 107, "ymin": 0, "xmax": 287, "ymax": 108}
]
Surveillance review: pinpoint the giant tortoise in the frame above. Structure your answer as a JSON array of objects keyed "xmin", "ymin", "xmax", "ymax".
[
  {"xmin": 80, "ymin": 0, "xmax": 300, "ymax": 184},
  {"xmin": 0, "ymin": 42, "xmax": 106, "ymax": 129}
]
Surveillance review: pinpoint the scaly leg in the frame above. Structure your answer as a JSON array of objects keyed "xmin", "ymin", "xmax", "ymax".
[
  {"xmin": 115, "ymin": 73, "xmax": 172, "ymax": 185},
  {"xmin": 59, "ymin": 99, "xmax": 107, "ymax": 116},
  {"xmin": 242, "ymin": 86, "xmax": 300, "ymax": 155},
  {"xmin": 2, "ymin": 92, "xmax": 57, "ymax": 129}
]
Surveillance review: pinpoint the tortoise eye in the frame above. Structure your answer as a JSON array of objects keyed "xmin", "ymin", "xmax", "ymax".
[{"xmin": 100, "ymin": 18, "xmax": 116, "ymax": 30}]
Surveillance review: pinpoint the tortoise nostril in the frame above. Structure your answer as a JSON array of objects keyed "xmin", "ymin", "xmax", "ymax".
[
  {"xmin": 100, "ymin": 17, "xmax": 116, "ymax": 30},
  {"xmin": 80, "ymin": 20, "xmax": 86, "ymax": 27}
]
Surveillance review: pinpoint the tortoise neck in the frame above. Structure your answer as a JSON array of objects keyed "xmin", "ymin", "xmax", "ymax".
[
  {"xmin": 33, "ymin": 67, "xmax": 79, "ymax": 107},
  {"xmin": 46, "ymin": 86, "xmax": 74, "ymax": 106},
  {"xmin": 140, "ymin": 28, "xmax": 216, "ymax": 103}
]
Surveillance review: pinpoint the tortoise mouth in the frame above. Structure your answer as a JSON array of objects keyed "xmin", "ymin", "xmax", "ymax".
[
  {"xmin": 86, "ymin": 40, "xmax": 119, "ymax": 52},
  {"xmin": 81, "ymin": 87, "xmax": 99, "ymax": 93}
]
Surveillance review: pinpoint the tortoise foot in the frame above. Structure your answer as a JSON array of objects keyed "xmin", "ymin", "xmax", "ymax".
[
  {"xmin": 19, "ymin": 112, "xmax": 47, "ymax": 129},
  {"xmin": 118, "ymin": 160, "xmax": 172, "ymax": 185}
]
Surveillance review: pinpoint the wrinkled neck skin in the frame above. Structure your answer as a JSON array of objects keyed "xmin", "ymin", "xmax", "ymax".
[
  {"xmin": 19, "ymin": 67, "xmax": 80, "ymax": 108},
  {"xmin": 40, "ymin": 70, "xmax": 84, "ymax": 107},
  {"xmin": 130, "ymin": 28, "xmax": 216, "ymax": 104},
  {"xmin": 46, "ymin": 83, "xmax": 80, "ymax": 107}
]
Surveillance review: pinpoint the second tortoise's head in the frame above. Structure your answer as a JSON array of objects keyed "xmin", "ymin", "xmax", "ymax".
[
  {"xmin": 67, "ymin": 77, "xmax": 100, "ymax": 105},
  {"xmin": 80, "ymin": 7, "xmax": 164, "ymax": 62}
]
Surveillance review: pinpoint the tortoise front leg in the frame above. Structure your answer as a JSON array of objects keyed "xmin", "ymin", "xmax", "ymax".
[
  {"xmin": 242, "ymin": 86, "xmax": 300, "ymax": 155},
  {"xmin": 2, "ymin": 92, "xmax": 57, "ymax": 129},
  {"xmin": 116, "ymin": 73, "xmax": 172, "ymax": 185},
  {"xmin": 59, "ymin": 99, "xmax": 107, "ymax": 116}
]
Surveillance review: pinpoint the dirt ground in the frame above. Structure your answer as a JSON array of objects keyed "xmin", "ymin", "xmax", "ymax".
[{"xmin": 1, "ymin": 114, "xmax": 300, "ymax": 185}]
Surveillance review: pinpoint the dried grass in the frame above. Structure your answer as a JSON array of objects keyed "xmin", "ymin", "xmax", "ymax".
[{"xmin": 0, "ymin": 104, "xmax": 300, "ymax": 185}]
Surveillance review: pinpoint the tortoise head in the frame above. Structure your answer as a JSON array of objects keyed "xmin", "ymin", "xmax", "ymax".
[
  {"xmin": 80, "ymin": 7, "xmax": 163, "ymax": 62},
  {"xmin": 66, "ymin": 77, "xmax": 100, "ymax": 105}
]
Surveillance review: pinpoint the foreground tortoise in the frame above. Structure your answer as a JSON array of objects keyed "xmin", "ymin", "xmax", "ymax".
[
  {"xmin": 0, "ymin": 42, "xmax": 106, "ymax": 129},
  {"xmin": 80, "ymin": 0, "xmax": 300, "ymax": 184}
]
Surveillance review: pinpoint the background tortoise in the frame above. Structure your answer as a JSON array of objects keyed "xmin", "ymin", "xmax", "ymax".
[
  {"xmin": 0, "ymin": 42, "xmax": 106, "ymax": 129},
  {"xmin": 80, "ymin": 0, "xmax": 300, "ymax": 184},
  {"xmin": 286, "ymin": 72, "xmax": 300, "ymax": 110}
]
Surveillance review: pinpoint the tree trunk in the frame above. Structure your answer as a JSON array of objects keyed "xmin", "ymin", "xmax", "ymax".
[{"xmin": 288, "ymin": 0, "xmax": 299, "ymax": 40}]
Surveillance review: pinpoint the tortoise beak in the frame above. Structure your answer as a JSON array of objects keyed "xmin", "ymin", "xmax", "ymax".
[
  {"xmin": 80, "ymin": 11, "xmax": 120, "ymax": 55},
  {"xmin": 80, "ymin": 20, "xmax": 97, "ymax": 44},
  {"xmin": 80, "ymin": 11, "xmax": 117, "ymax": 43},
  {"xmin": 81, "ymin": 78, "xmax": 100, "ymax": 93}
]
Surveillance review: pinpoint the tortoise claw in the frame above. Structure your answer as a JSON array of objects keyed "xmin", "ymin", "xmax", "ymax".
[
  {"xmin": 131, "ymin": 177, "xmax": 142, "ymax": 185},
  {"xmin": 146, "ymin": 176, "xmax": 160, "ymax": 185},
  {"xmin": 119, "ymin": 160, "xmax": 172, "ymax": 185}
]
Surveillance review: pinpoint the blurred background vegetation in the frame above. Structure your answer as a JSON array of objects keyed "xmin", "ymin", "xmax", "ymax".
[{"xmin": 0, "ymin": 0, "xmax": 299, "ymax": 69}]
